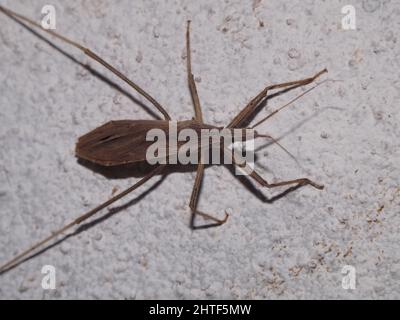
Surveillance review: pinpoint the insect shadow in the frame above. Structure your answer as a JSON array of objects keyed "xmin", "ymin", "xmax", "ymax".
[
  {"xmin": 0, "ymin": 173, "xmax": 166, "ymax": 275},
  {"xmin": 0, "ymin": 153, "xmax": 301, "ymax": 276},
  {"xmin": 6, "ymin": 11, "xmax": 161, "ymax": 120},
  {"xmin": 0, "ymin": 5, "xmax": 329, "ymax": 274}
]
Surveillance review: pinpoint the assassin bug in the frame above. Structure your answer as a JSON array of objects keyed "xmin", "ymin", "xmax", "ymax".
[{"xmin": 0, "ymin": 5, "xmax": 327, "ymax": 273}]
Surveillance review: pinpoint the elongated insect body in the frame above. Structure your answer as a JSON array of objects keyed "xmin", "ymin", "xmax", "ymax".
[
  {"xmin": 0, "ymin": 4, "xmax": 328, "ymax": 273},
  {"xmin": 76, "ymin": 120, "xmax": 257, "ymax": 166},
  {"xmin": 76, "ymin": 120, "xmax": 217, "ymax": 165}
]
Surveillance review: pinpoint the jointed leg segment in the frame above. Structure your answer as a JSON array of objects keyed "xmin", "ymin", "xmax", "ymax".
[
  {"xmin": 225, "ymin": 145, "xmax": 323, "ymax": 198},
  {"xmin": 228, "ymin": 69, "xmax": 327, "ymax": 128},
  {"xmin": 224, "ymin": 69, "xmax": 327, "ymax": 199},
  {"xmin": 186, "ymin": 22, "xmax": 227, "ymax": 228},
  {"xmin": 248, "ymin": 169, "xmax": 324, "ymax": 190},
  {"xmin": 189, "ymin": 164, "xmax": 229, "ymax": 229},
  {"xmin": 0, "ymin": 165, "xmax": 165, "ymax": 273},
  {"xmin": 186, "ymin": 20, "xmax": 203, "ymax": 123},
  {"xmin": 0, "ymin": 5, "xmax": 171, "ymax": 120}
]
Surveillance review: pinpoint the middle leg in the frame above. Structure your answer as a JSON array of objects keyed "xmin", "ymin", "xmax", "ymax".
[
  {"xmin": 186, "ymin": 20, "xmax": 203, "ymax": 122},
  {"xmin": 189, "ymin": 163, "xmax": 229, "ymax": 229}
]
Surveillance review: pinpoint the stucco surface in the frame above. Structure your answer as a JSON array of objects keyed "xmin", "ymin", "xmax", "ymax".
[{"xmin": 0, "ymin": 0, "xmax": 399, "ymax": 299}]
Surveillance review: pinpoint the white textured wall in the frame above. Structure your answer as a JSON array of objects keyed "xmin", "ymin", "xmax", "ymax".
[{"xmin": 0, "ymin": 0, "xmax": 399, "ymax": 299}]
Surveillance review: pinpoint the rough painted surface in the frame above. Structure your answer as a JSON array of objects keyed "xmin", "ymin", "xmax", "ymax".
[{"xmin": 0, "ymin": 0, "xmax": 399, "ymax": 299}]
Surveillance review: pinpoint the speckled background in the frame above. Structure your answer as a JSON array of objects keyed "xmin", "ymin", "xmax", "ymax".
[{"xmin": 0, "ymin": 0, "xmax": 399, "ymax": 299}]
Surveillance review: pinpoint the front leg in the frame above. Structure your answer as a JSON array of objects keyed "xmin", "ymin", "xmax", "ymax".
[
  {"xmin": 225, "ymin": 146, "xmax": 323, "ymax": 196},
  {"xmin": 248, "ymin": 169, "xmax": 324, "ymax": 190},
  {"xmin": 227, "ymin": 69, "xmax": 327, "ymax": 128}
]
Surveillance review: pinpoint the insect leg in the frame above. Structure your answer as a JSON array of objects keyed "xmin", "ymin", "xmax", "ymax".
[
  {"xmin": 186, "ymin": 21, "xmax": 203, "ymax": 123},
  {"xmin": 251, "ymin": 79, "xmax": 331, "ymax": 129},
  {"xmin": 227, "ymin": 69, "xmax": 327, "ymax": 128},
  {"xmin": 225, "ymin": 145, "xmax": 323, "ymax": 192},
  {"xmin": 247, "ymin": 169, "xmax": 324, "ymax": 190},
  {"xmin": 0, "ymin": 164, "xmax": 165, "ymax": 273},
  {"xmin": 0, "ymin": 5, "xmax": 171, "ymax": 120},
  {"xmin": 189, "ymin": 164, "xmax": 229, "ymax": 229}
]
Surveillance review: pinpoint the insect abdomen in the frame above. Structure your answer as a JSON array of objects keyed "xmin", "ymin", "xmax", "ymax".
[{"xmin": 76, "ymin": 120, "xmax": 168, "ymax": 166}]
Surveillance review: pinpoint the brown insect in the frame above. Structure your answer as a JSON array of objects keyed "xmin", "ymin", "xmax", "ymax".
[{"xmin": 0, "ymin": 5, "xmax": 327, "ymax": 273}]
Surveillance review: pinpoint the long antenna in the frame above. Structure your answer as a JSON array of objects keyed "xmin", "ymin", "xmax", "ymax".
[{"xmin": 255, "ymin": 132, "xmax": 297, "ymax": 162}]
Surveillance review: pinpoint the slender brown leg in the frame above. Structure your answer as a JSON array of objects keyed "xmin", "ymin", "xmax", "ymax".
[
  {"xmin": 189, "ymin": 164, "xmax": 229, "ymax": 229},
  {"xmin": 185, "ymin": 22, "xmax": 215, "ymax": 227},
  {"xmin": 0, "ymin": 165, "xmax": 165, "ymax": 273},
  {"xmin": 225, "ymin": 146, "xmax": 323, "ymax": 195},
  {"xmin": 250, "ymin": 79, "xmax": 329, "ymax": 129},
  {"xmin": 227, "ymin": 69, "xmax": 327, "ymax": 128},
  {"xmin": 248, "ymin": 169, "xmax": 324, "ymax": 190},
  {"xmin": 186, "ymin": 20, "xmax": 203, "ymax": 123},
  {"xmin": 0, "ymin": 5, "xmax": 171, "ymax": 120}
]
